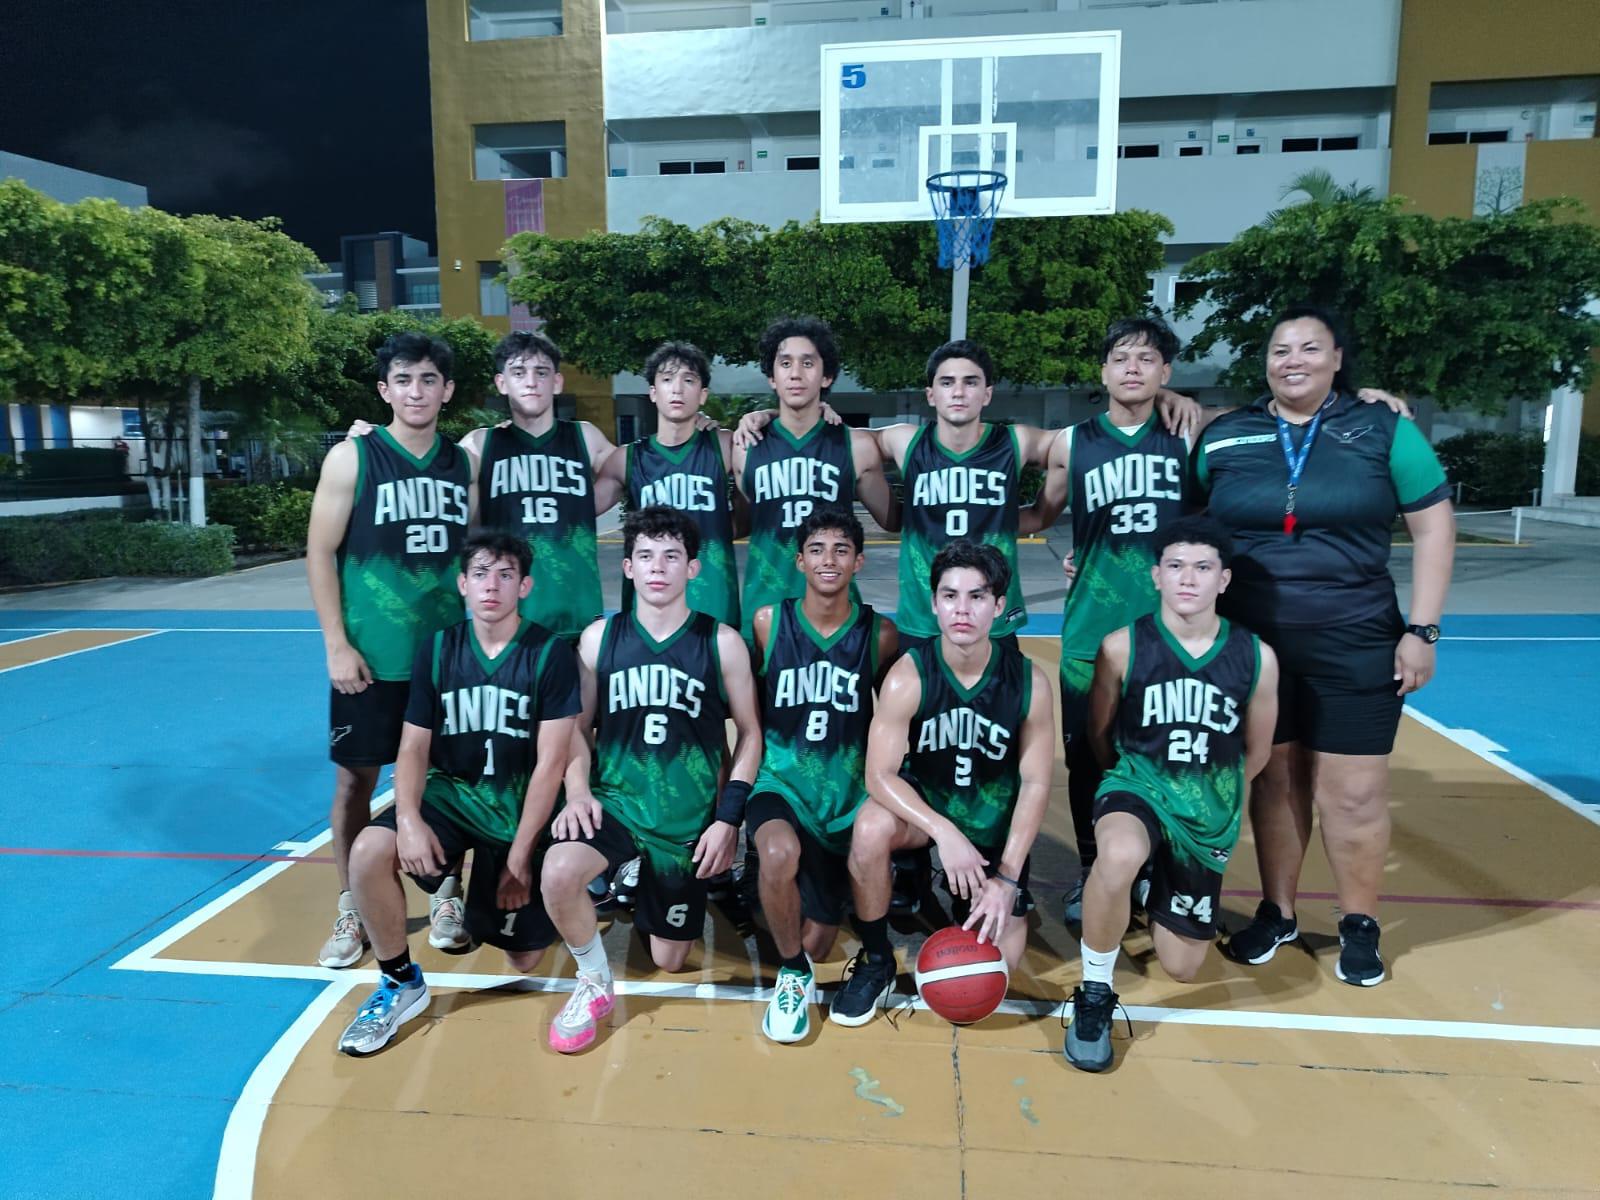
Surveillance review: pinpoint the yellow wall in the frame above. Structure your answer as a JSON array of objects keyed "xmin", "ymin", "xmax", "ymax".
[
  {"xmin": 427, "ymin": 0, "xmax": 613, "ymax": 429},
  {"xmin": 1392, "ymin": 0, "xmax": 1600, "ymax": 433}
]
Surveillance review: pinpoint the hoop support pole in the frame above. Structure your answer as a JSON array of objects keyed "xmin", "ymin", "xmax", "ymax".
[{"xmin": 950, "ymin": 258, "xmax": 970, "ymax": 341}]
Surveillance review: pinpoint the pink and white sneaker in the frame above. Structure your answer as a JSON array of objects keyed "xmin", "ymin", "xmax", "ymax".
[{"xmin": 549, "ymin": 971, "xmax": 615, "ymax": 1054}]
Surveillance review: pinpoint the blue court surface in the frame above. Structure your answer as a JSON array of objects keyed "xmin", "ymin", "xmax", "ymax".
[{"xmin": 1, "ymin": 608, "xmax": 1596, "ymax": 1198}]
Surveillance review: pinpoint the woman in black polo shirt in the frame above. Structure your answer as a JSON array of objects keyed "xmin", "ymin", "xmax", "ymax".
[{"xmin": 1193, "ymin": 305, "xmax": 1454, "ymax": 987}]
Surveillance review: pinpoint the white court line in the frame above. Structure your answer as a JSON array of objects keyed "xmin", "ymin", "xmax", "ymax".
[
  {"xmin": 213, "ymin": 977, "xmax": 358, "ymax": 1200},
  {"xmin": 1443, "ymin": 636, "xmax": 1600, "ymax": 642},
  {"xmin": 0, "ymin": 629, "xmax": 163, "ymax": 674},
  {"xmin": 112, "ymin": 788, "xmax": 393, "ymax": 971},
  {"xmin": 0, "ymin": 626, "xmax": 317, "ymax": 634},
  {"xmin": 1404, "ymin": 708, "xmax": 1600, "ymax": 828},
  {"xmin": 127, "ymin": 954, "xmax": 1600, "ymax": 1050}
]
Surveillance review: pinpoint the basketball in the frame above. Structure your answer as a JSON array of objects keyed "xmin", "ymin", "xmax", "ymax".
[{"xmin": 914, "ymin": 926, "xmax": 1009, "ymax": 1025}]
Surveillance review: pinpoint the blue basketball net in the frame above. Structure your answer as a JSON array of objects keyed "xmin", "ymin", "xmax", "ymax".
[{"xmin": 927, "ymin": 170, "xmax": 1008, "ymax": 269}]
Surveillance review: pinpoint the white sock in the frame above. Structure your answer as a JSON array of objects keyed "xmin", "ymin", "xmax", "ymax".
[
  {"xmin": 567, "ymin": 932, "xmax": 612, "ymax": 985},
  {"xmin": 1081, "ymin": 942, "xmax": 1120, "ymax": 988}
]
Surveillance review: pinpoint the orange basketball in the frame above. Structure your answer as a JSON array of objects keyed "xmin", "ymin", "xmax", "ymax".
[{"xmin": 914, "ymin": 925, "xmax": 1009, "ymax": 1025}]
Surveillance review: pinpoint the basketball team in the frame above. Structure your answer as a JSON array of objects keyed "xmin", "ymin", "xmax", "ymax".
[{"xmin": 306, "ymin": 307, "xmax": 1455, "ymax": 1071}]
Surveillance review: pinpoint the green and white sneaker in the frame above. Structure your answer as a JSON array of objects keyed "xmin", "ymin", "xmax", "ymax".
[{"xmin": 761, "ymin": 958, "xmax": 815, "ymax": 1044}]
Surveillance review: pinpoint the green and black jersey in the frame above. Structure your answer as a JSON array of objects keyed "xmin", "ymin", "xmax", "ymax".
[
  {"xmin": 1194, "ymin": 393, "xmax": 1450, "ymax": 631},
  {"xmin": 405, "ymin": 619, "xmax": 580, "ymax": 844},
  {"xmin": 478, "ymin": 422, "xmax": 601, "ymax": 640},
  {"xmin": 1098, "ymin": 613, "xmax": 1260, "ymax": 873},
  {"xmin": 900, "ymin": 639, "xmax": 1031, "ymax": 849},
  {"xmin": 740, "ymin": 419, "xmax": 856, "ymax": 642},
  {"xmin": 591, "ymin": 611, "xmax": 729, "ymax": 870},
  {"xmin": 753, "ymin": 599, "xmax": 881, "ymax": 854},
  {"xmin": 1059, "ymin": 412, "xmax": 1189, "ymax": 669},
  {"xmin": 898, "ymin": 423, "xmax": 1026, "ymax": 639},
  {"xmin": 624, "ymin": 430, "xmax": 739, "ymax": 629},
  {"xmin": 337, "ymin": 429, "xmax": 471, "ymax": 680}
]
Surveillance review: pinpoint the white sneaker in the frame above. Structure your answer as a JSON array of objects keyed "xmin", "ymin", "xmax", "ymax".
[
  {"xmin": 610, "ymin": 857, "xmax": 642, "ymax": 910},
  {"xmin": 761, "ymin": 958, "xmax": 816, "ymax": 1045},
  {"xmin": 428, "ymin": 876, "xmax": 471, "ymax": 951},
  {"xmin": 337, "ymin": 967, "xmax": 430, "ymax": 1056},
  {"xmin": 549, "ymin": 970, "xmax": 615, "ymax": 1054},
  {"xmin": 317, "ymin": 893, "xmax": 368, "ymax": 968}
]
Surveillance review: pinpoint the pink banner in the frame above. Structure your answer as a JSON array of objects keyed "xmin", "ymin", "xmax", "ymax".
[{"xmin": 504, "ymin": 180, "xmax": 545, "ymax": 331}]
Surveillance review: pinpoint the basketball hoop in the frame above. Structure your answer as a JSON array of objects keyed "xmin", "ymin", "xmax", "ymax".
[{"xmin": 926, "ymin": 169, "xmax": 1008, "ymax": 270}]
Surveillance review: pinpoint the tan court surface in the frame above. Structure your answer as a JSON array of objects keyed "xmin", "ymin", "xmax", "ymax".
[{"xmin": 157, "ymin": 641, "xmax": 1600, "ymax": 1198}]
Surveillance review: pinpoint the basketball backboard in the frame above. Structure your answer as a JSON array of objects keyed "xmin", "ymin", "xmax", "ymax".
[{"xmin": 819, "ymin": 31, "xmax": 1120, "ymax": 224}]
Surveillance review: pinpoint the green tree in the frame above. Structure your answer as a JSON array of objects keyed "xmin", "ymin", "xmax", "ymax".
[
  {"xmin": 1265, "ymin": 167, "xmax": 1378, "ymax": 225},
  {"xmin": 1176, "ymin": 197, "xmax": 1600, "ymax": 412},
  {"xmin": 504, "ymin": 212, "xmax": 1171, "ymax": 392}
]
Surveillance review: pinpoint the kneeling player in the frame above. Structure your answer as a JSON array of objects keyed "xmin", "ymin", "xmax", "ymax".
[
  {"xmin": 831, "ymin": 541, "xmax": 1055, "ymax": 1026},
  {"xmin": 336, "ymin": 532, "xmax": 580, "ymax": 1056},
  {"xmin": 541, "ymin": 506, "xmax": 762, "ymax": 1054},
  {"xmin": 1064, "ymin": 516, "xmax": 1278, "ymax": 1072},
  {"xmin": 748, "ymin": 508, "xmax": 898, "ymax": 1043}
]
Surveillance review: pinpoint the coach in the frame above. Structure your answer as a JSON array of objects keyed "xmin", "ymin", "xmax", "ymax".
[{"xmin": 1193, "ymin": 304, "xmax": 1455, "ymax": 988}]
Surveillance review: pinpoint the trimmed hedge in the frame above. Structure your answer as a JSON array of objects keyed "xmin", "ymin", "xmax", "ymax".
[
  {"xmin": 0, "ymin": 513, "xmax": 235, "ymax": 585},
  {"xmin": 207, "ymin": 482, "xmax": 313, "ymax": 551},
  {"xmin": 1434, "ymin": 431, "xmax": 1600, "ymax": 508}
]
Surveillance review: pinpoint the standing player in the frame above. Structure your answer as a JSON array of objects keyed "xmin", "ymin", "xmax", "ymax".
[
  {"xmin": 747, "ymin": 507, "xmax": 898, "ymax": 1043},
  {"xmin": 539, "ymin": 506, "xmax": 763, "ymax": 1053},
  {"xmin": 598, "ymin": 340, "xmax": 744, "ymax": 628},
  {"xmin": 1064, "ymin": 517, "xmax": 1277, "ymax": 1071},
  {"xmin": 306, "ymin": 332, "xmax": 473, "ymax": 968},
  {"xmin": 335, "ymin": 532, "xmax": 580, "ymax": 1055},
  {"xmin": 732, "ymin": 315, "xmax": 898, "ymax": 644},
  {"xmin": 1027, "ymin": 318, "xmax": 1193, "ymax": 929},
  {"xmin": 831, "ymin": 541, "xmax": 1055, "ymax": 1026},
  {"xmin": 463, "ymin": 332, "xmax": 621, "ymax": 642}
]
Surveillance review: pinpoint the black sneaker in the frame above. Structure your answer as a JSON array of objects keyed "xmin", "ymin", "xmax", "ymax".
[
  {"xmin": 828, "ymin": 951, "xmax": 897, "ymax": 1027},
  {"xmin": 1223, "ymin": 900, "xmax": 1298, "ymax": 965},
  {"xmin": 1063, "ymin": 982, "xmax": 1118, "ymax": 1072},
  {"xmin": 1062, "ymin": 875, "xmax": 1085, "ymax": 932},
  {"xmin": 889, "ymin": 849, "xmax": 929, "ymax": 915},
  {"xmin": 1335, "ymin": 914, "xmax": 1386, "ymax": 987},
  {"xmin": 610, "ymin": 856, "xmax": 641, "ymax": 910}
]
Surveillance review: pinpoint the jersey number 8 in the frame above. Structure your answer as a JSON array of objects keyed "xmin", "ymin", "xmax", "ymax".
[{"xmin": 805, "ymin": 710, "xmax": 829, "ymax": 742}]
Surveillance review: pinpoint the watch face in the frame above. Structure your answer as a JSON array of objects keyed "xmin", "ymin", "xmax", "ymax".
[{"xmin": 1413, "ymin": 625, "xmax": 1440, "ymax": 643}]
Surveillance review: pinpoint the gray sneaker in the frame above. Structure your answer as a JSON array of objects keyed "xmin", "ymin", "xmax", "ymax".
[
  {"xmin": 1063, "ymin": 982, "xmax": 1118, "ymax": 1072},
  {"xmin": 317, "ymin": 893, "xmax": 368, "ymax": 969},
  {"xmin": 337, "ymin": 968, "xmax": 430, "ymax": 1056},
  {"xmin": 428, "ymin": 877, "xmax": 471, "ymax": 952}
]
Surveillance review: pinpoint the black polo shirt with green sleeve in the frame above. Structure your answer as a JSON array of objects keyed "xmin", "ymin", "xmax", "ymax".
[{"xmin": 1193, "ymin": 393, "xmax": 1450, "ymax": 631}]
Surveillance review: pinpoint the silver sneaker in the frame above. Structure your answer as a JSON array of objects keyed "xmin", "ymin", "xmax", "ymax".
[
  {"xmin": 428, "ymin": 877, "xmax": 471, "ymax": 951},
  {"xmin": 317, "ymin": 894, "xmax": 368, "ymax": 968},
  {"xmin": 337, "ymin": 969, "xmax": 430, "ymax": 1056}
]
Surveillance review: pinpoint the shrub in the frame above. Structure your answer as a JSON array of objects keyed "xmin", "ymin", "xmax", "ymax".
[
  {"xmin": 1433, "ymin": 430, "xmax": 1600, "ymax": 507},
  {"xmin": 259, "ymin": 487, "xmax": 313, "ymax": 551},
  {"xmin": 0, "ymin": 514, "xmax": 234, "ymax": 585}
]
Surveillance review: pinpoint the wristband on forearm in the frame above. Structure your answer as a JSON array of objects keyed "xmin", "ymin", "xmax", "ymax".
[
  {"xmin": 993, "ymin": 871, "xmax": 1021, "ymax": 890},
  {"xmin": 715, "ymin": 779, "xmax": 752, "ymax": 826}
]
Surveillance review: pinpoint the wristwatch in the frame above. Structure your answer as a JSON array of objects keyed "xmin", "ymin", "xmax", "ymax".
[{"xmin": 1405, "ymin": 623, "xmax": 1441, "ymax": 644}]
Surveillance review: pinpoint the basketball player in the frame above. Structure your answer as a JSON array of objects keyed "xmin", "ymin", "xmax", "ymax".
[
  {"xmin": 597, "ymin": 340, "xmax": 744, "ymax": 628},
  {"xmin": 1028, "ymin": 317, "xmax": 1193, "ymax": 930},
  {"xmin": 1063, "ymin": 516, "xmax": 1277, "ymax": 1072},
  {"xmin": 539, "ymin": 506, "xmax": 763, "ymax": 1054},
  {"xmin": 830, "ymin": 541, "xmax": 1055, "ymax": 1026},
  {"xmin": 335, "ymin": 532, "xmax": 580, "ymax": 1055},
  {"xmin": 747, "ymin": 507, "xmax": 899, "ymax": 1043},
  {"xmin": 463, "ymin": 332, "xmax": 621, "ymax": 642},
  {"xmin": 732, "ymin": 315, "xmax": 898, "ymax": 645},
  {"xmin": 306, "ymin": 332, "xmax": 472, "ymax": 968}
]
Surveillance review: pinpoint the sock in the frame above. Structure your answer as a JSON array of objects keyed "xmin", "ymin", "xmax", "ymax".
[
  {"xmin": 853, "ymin": 915, "xmax": 893, "ymax": 959},
  {"xmin": 567, "ymin": 931, "xmax": 612, "ymax": 984},
  {"xmin": 378, "ymin": 949, "xmax": 414, "ymax": 982},
  {"xmin": 780, "ymin": 949, "xmax": 810, "ymax": 973},
  {"xmin": 1081, "ymin": 941, "xmax": 1120, "ymax": 988}
]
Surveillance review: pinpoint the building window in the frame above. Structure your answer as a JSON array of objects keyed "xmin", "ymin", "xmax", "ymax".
[
  {"xmin": 1282, "ymin": 135, "xmax": 1359, "ymax": 153},
  {"xmin": 1234, "ymin": 143, "xmax": 1262, "ymax": 155},
  {"xmin": 786, "ymin": 156, "xmax": 821, "ymax": 171},
  {"xmin": 658, "ymin": 160, "xmax": 725, "ymax": 175},
  {"xmin": 1177, "ymin": 144, "xmax": 1205, "ymax": 157},
  {"xmin": 1469, "ymin": 129, "xmax": 1510, "ymax": 143},
  {"xmin": 1321, "ymin": 135, "xmax": 1359, "ymax": 151},
  {"xmin": 474, "ymin": 122, "xmax": 567, "ymax": 181},
  {"xmin": 1173, "ymin": 280, "xmax": 1208, "ymax": 307},
  {"xmin": 692, "ymin": 161, "xmax": 726, "ymax": 174},
  {"xmin": 468, "ymin": 0, "xmax": 562, "ymax": 41},
  {"xmin": 1086, "ymin": 145, "xmax": 1098, "ymax": 160},
  {"xmin": 1427, "ymin": 131, "xmax": 1469, "ymax": 146},
  {"xmin": 1119, "ymin": 143, "xmax": 1160, "ymax": 159},
  {"xmin": 1281, "ymin": 137, "xmax": 1320, "ymax": 153},
  {"xmin": 479, "ymin": 262, "xmax": 509, "ymax": 317}
]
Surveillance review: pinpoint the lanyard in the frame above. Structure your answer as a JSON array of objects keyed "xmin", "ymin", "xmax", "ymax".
[{"xmin": 1275, "ymin": 395, "xmax": 1333, "ymax": 534}]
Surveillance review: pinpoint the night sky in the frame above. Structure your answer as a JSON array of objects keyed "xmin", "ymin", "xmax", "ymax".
[{"xmin": 1, "ymin": 0, "xmax": 436, "ymax": 262}]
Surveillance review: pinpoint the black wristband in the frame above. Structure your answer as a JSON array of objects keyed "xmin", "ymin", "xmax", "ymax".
[
  {"xmin": 715, "ymin": 779, "xmax": 752, "ymax": 826},
  {"xmin": 994, "ymin": 871, "xmax": 1021, "ymax": 890}
]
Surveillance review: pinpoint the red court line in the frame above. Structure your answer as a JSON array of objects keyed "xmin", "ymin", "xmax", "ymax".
[{"xmin": 0, "ymin": 846, "xmax": 335, "ymax": 865}]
